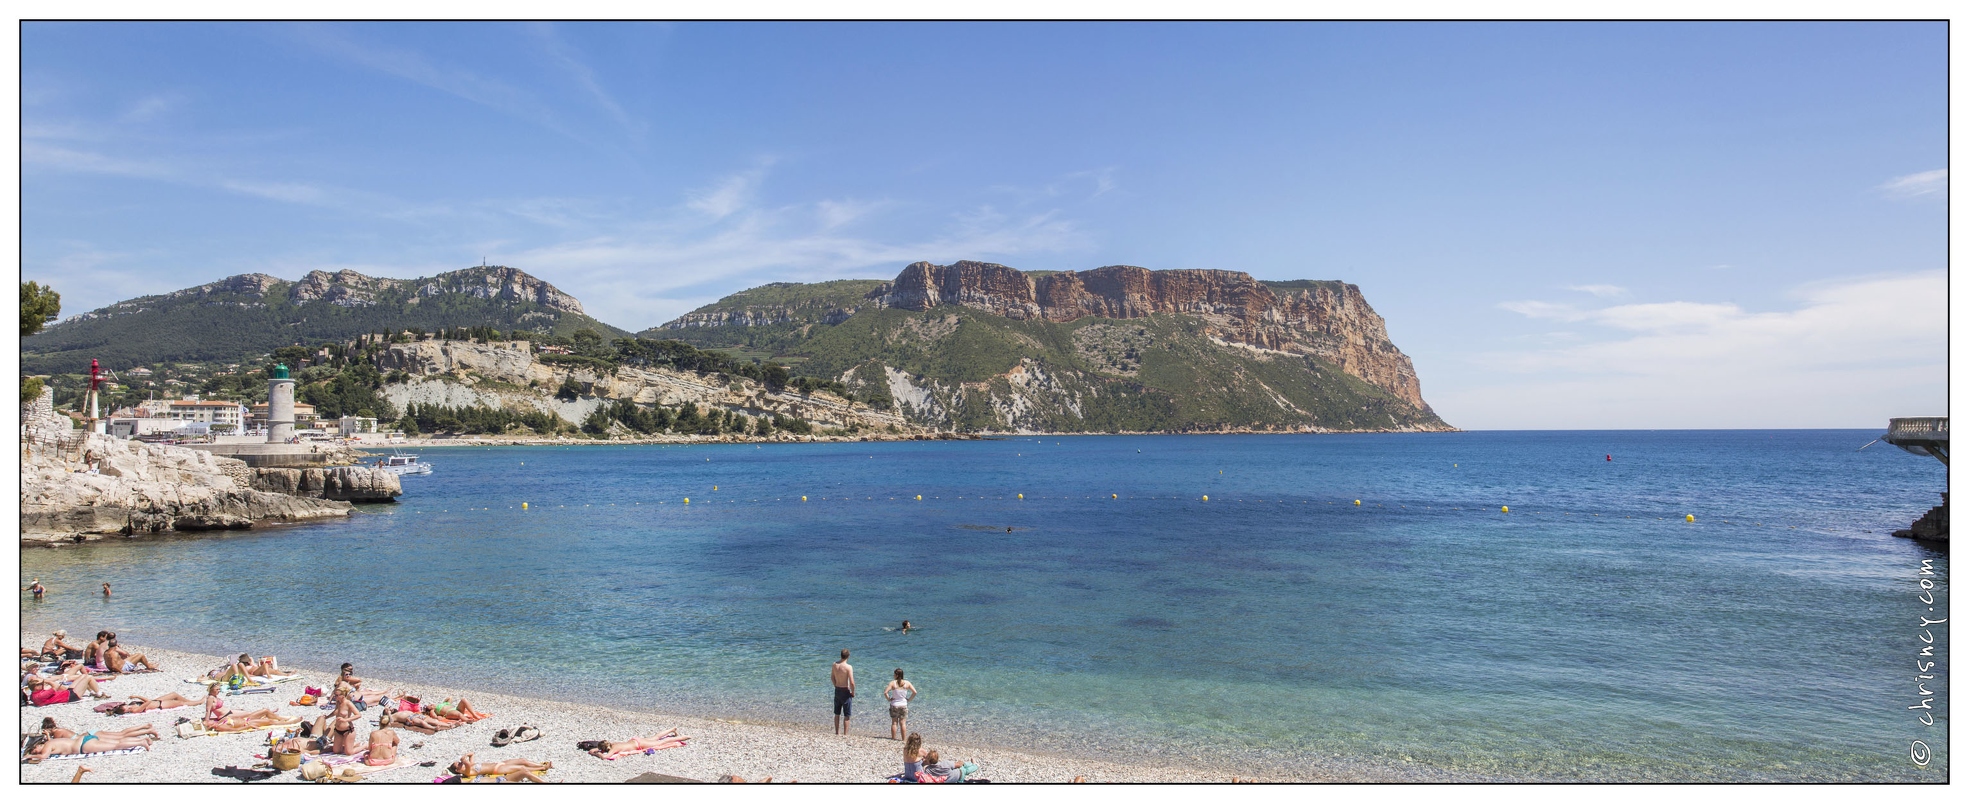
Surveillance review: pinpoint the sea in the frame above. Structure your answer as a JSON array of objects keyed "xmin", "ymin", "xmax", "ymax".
[{"xmin": 18, "ymin": 431, "xmax": 1951, "ymax": 781}]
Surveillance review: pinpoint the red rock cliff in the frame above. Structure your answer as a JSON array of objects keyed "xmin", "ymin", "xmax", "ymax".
[{"xmin": 867, "ymin": 261, "xmax": 1432, "ymax": 412}]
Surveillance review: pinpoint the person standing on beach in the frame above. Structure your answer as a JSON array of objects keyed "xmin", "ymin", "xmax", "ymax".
[
  {"xmin": 884, "ymin": 668, "xmax": 917, "ymax": 739},
  {"xmin": 832, "ymin": 649, "xmax": 856, "ymax": 735}
]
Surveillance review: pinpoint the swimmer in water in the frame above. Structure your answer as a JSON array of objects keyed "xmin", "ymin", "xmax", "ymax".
[
  {"xmin": 24, "ymin": 579, "xmax": 46, "ymax": 599},
  {"xmin": 102, "ymin": 582, "xmax": 111, "ymax": 598},
  {"xmin": 899, "ymin": 620, "xmax": 912, "ymax": 634}
]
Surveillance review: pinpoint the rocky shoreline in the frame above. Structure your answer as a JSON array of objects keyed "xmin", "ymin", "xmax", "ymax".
[{"xmin": 20, "ymin": 390, "xmax": 399, "ymax": 547}]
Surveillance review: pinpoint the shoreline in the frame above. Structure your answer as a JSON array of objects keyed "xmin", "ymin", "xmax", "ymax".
[{"xmin": 20, "ymin": 642, "xmax": 1301, "ymax": 783}]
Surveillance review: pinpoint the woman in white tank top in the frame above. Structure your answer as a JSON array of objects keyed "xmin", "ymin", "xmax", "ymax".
[{"xmin": 883, "ymin": 668, "xmax": 918, "ymax": 740}]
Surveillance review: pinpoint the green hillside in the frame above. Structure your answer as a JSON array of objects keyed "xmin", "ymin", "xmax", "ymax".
[
  {"xmin": 22, "ymin": 269, "xmax": 629, "ymax": 376},
  {"xmin": 650, "ymin": 281, "xmax": 1448, "ymax": 432}
]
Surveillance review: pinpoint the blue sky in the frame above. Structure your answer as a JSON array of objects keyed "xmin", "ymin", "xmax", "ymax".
[{"xmin": 22, "ymin": 22, "xmax": 1947, "ymax": 428}]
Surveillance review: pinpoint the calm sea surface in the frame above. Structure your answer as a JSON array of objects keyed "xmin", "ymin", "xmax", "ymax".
[{"xmin": 20, "ymin": 432, "xmax": 1951, "ymax": 781}]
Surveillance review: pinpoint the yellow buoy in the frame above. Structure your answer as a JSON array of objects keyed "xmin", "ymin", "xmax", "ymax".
[
  {"xmin": 915, "ymin": 495, "xmax": 923, "ymax": 501},
  {"xmin": 521, "ymin": 502, "xmax": 528, "ymax": 510},
  {"xmin": 683, "ymin": 497, "xmax": 690, "ymax": 504},
  {"xmin": 713, "ymin": 486, "xmax": 718, "ymax": 491},
  {"xmin": 1111, "ymin": 493, "xmax": 1118, "ymax": 499},
  {"xmin": 1017, "ymin": 493, "xmax": 1024, "ymax": 499},
  {"xmin": 1685, "ymin": 514, "xmax": 1695, "ymax": 522},
  {"xmin": 1501, "ymin": 506, "xmax": 1509, "ymax": 513},
  {"xmin": 1202, "ymin": 495, "xmax": 1209, "ymax": 502},
  {"xmin": 1354, "ymin": 500, "xmax": 1361, "ymax": 506},
  {"xmin": 801, "ymin": 496, "xmax": 807, "ymax": 502}
]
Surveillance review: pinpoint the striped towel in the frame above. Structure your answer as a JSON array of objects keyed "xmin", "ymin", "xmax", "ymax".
[{"xmin": 43, "ymin": 747, "xmax": 148, "ymax": 761}]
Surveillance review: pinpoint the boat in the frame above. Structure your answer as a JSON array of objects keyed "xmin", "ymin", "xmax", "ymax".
[{"xmin": 375, "ymin": 453, "xmax": 433, "ymax": 476}]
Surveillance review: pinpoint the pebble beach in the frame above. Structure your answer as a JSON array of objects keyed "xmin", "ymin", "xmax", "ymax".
[{"xmin": 20, "ymin": 643, "xmax": 1275, "ymax": 784}]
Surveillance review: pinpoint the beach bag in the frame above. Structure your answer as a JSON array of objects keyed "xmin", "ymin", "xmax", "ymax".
[{"xmin": 300, "ymin": 760, "xmax": 331, "ymax": 781}]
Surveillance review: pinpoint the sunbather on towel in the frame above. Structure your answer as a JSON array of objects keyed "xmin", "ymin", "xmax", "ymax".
[
  {"xmin": 450, "ymin": 754, "xmax": 551, "ymax": 782},
  {"xmin": 41, "ymin": 631, "xmax": 83, "ymax": 661},
  {"xmin": 102, "ymin": 639, "xmax": 155, "ymax": 673},
  {"xmin": 365, "ymin": 714, "xmax": 401, "ymax": 766},
  {"xmin": 580, "ymin": 729, "xmax": 690, "ymax": 759},
  {"xmin": 39, "ymin": 717, "xmax": 160, "ymax": 741},
  {"xmin": 111, "ymin": 692, "xmax": 206, "ymax": 714},
  {"xmin": 228, "ymin": 653, "xmax": 275, "ymax": 678},
  {"xmin": 26, "ymin": 675, "xmax": 108, "ymax": 705},
  {"xmin": 919, "ymin": 749, "xmax": 979, "ymax": 783},
  {"xmin": 22, "ymin": 731, "xmax": 153, "ymax": 762},
  {"xmin": 425, "ymin": 697, "xmax": 487, "ymax": 722},
  {"xmin": 202, "ymin": 682, "xmax": 299, "ymax": 731},
  {"xmin": 385, "ymin": 710, "xmax": 459, "ymax": 734}
]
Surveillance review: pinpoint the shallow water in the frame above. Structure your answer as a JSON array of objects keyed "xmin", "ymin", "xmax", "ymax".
[{"xmin": 20, "ymin": 431, "xmax": 1950, "ymax": 780}]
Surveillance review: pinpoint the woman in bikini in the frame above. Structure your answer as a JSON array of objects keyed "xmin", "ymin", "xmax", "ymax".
[
  {"xmin": 22, "ymin": 730, "xmax": 154, "ymax": 761},
  {"xmin": 450, "ymin": 753, "xmax": 551, "ymax": 782},
  {"xmin": 38, "ymin": 717, "xmax": 160, "ymax": 741},
  {"xmin": 113, "ymin": 691, "xmax": 205, "ymax": 714},
  {"xmin": 580, "ymin": 729, "xmax": 690, "ymax": 759},
  {"xmin": 387, "ymin": 709, "xmax": 461, "ymax": 734},
  {"xmin": 425, "ymin": 697, "xmax": 488, "ymax": 722},
  {"xmin": 202, "ymin": 682, "xmax": 299, "ymax": 731},
  {"xmin": 364, "ymin": 714, "xmax": 401, "ymax": 766}
]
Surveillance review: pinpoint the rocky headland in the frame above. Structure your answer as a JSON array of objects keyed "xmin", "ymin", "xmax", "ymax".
[{"xmin": 19, "ymin": 390, "xmax": 399, "ymax": 546}]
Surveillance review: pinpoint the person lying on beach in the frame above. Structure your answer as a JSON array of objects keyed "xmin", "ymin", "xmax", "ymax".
[
  {"xmin": 21, "ymin": 730, "xmax": 154, "ymax": 761},
  {"xmin": 102, "ymin": 638, "xmax": 156, "ymax": 673},
  {"xmin": 423, "ymin": 697, "xmax": 488, "ymax": 722},
  {"xmin": 384, "ymin": 709, "xmax": 459, "ymax": 734},
  {"xmin": 450, "ymin": 753, "xmax": 551, "ymax": 782},
  {"xmin": 919, "ymin": 749, "xmax": 980, "ymax": 783},
  {"xmin": 228, "ymin": 653, "xmax": 275, "ymax": 678},
  {"xmin": 201, "ymin": 682, "xmax": 300, "ymax": 731},
  {"xmin": 26, "ymin": 675, "xmax": 109, "ymax": 705},
  {"xmin": 38, "ymin": 717, "xmax": 161, "ymax": 741},
  {"xmin": 578, "ymin": 729, "xmax": 690, "ymax": 759},
  {"xmin": 365, "ymin": 714, "xmax": 400, "ymax": 766},
  {"xmin": 111, "ymin": 692, "xmax": 207, "ymax": 714}
]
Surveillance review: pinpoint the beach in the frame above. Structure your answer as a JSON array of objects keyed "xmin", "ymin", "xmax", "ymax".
[{"xmin": 20, "ymin": 643, "xmax": 1268, "ymax": 783}]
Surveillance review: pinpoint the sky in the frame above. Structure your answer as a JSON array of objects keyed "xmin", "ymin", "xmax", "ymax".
[{"xmin": 20, "ymin": 22, "xmax": 1948, "ymax": 429}]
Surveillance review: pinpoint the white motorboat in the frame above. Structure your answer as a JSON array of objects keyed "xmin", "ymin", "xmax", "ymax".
[{"xmin": 376, "ymin": 453, "xmax": 433, "ymax": 475}]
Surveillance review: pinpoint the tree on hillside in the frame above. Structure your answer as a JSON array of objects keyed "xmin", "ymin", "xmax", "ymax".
[{"xmin": 20, "ymin": 281, "xmax": 60, "ymax": 337}]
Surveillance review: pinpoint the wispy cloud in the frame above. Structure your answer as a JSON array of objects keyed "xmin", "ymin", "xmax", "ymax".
[
  {"xmin": 294, "ymin": 25, "xmax": 598, "ymax": 148},
  {"xmin": 1447, "ymin": 271, "xmax": 1947, "ymax": 428},
  {"xmin": 527, "ymin": 23, "xmax": 644, "ymax": 140},
  {"xmin": 815, "ymin": 198, "xmax": 887, "ymax": 229},
  {"xmin": 686, "ymin": 162, "xmax": 774, "ymax": 219},
  {"xmin": 1567, "ymin": 283, "xmax": 1626, "ymax": 298},
  {"xmin": 120, "ymin": 93, "xmax": 180, "ymax": 123},
  {"xmin": 1878, "ymin": 168, "xmax": 1947, "ymax": 199}
]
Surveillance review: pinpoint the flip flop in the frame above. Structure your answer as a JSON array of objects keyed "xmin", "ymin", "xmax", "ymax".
[
  {"xmin": 511, "ymin": 725, "xmax": 541, "ymax": 744},
  {"xmin": 490, "ymin": 729, "xmax": 513, "ymax": 747}
]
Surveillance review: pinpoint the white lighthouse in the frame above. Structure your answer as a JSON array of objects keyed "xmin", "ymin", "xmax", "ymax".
[{"xmin": 266, "ymin": 363, "xmax": 296, "ymax": 443}]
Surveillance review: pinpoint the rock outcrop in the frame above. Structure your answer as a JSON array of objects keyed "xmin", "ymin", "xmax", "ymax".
[
  {"xmin": 864, "ymin": 261, "xmax": 1432, "ymax": 411},
  {"xmin": 373, "ymin": 339, "xmax": 920, "ymax": 436},
  {"xmin": 249, "ymin": 466, "xmax": 402, "ymax": 502},
  {"xmin": 19, "ymin": 389, "xmax": 393, "ymax": 545}
]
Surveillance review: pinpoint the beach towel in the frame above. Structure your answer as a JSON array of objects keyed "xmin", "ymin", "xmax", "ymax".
[
  {"xmin": 344, "ymin": 758, "xmax": 411, "ymax": 776},
  {"xmin": 320, "ymin": 750, "xmax": 369, "ymax": 767},
  {"xmin": 227, "ymin": 686, "xmax": 277, "ymax": 696},
  {"xmin": 41, "ymin": 746, "xmax": 148, "ymax": 761}
]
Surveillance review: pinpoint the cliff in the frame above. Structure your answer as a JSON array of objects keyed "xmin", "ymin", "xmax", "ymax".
[
  {"xmin": 864, "ymin": 261, "xmax": 1430, "ymax": 411},
  {"xmin": 372, "ymin": 339, "xmax": 922, "ymax": 437},
  {"xmin": 19, "ymin": 389, "xmax": 398, "ymax": 545}
]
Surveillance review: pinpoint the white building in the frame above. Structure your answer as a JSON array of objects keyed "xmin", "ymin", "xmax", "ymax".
[
  {"xmin": 165, "ymin": 398, "xmax": 248, "ymax": 434},
  {"xmin": 109, "ymin": 418, "xmax": 191, "ymax": 438},
  {"xmin": 337, "ymin": 416, "xmax": 380, "ymax": 436}
]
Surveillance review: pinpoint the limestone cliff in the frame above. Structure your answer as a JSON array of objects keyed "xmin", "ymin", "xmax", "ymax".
[
  {"xmin": 865, "ymin": 261, "xmax": 1432, "ymax": 412},
  {"xmin": 373, "ymin": 339, "xmax": 921, "ymax": 437},
  {"xmin": 19, "ymin": 390, "xmax": 397, "ymax": 545}
]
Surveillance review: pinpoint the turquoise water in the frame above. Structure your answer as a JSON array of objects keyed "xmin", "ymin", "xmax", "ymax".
[{"xmin": 19, "ymin": 432, "xmax": 1950, "ymax": 781}]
